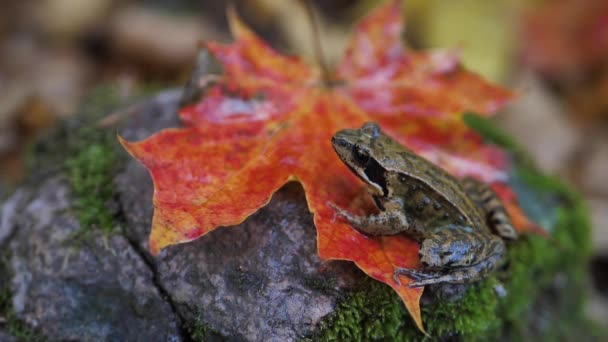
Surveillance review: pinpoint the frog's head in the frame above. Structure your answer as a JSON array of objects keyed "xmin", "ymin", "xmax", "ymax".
[{"xmin": 332, "ymin": 122, "xmax": 389, "ymax": 196}]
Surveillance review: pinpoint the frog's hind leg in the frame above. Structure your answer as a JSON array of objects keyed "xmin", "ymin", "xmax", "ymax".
[
  {"xmin": 396, "ymin": 243, "xmax": 504, "ymax": 287},
  {"xmin": 462, "ymin": 177, "xmax": 518, "ymax": 240},
  {"xmin": 419, "ymin": 229, "xmax": 495, "ymax": 269},
  {"xmin": 395, "ymin": 233, "xmax": 506, "ymax": 287}
]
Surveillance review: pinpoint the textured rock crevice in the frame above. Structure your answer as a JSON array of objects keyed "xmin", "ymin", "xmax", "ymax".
[
  {"xmin": 3, "ymin": 176, "xmax": 183, "ymax": 341},
  {"xmin": 121, "ymin": 225, "xmax": 188, "ymax": 338},
  {"xmin": 114, "ymin": 89, "xmax": 365, "ymax": 341},
  {"xmin": 1, "ymin": 89, "xmax": 366, "ymax": 341},
  {"xmin": 116, "ymin": 158, "xmax": 364, "ymax": 341}
]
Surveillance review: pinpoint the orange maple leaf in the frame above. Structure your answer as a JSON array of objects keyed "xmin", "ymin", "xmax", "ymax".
[{"xmin": 119, "ymin": 1, "xmax": 537, "ymax": 333}]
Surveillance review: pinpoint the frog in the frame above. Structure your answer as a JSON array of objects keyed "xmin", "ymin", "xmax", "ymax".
[{"xmin": 330, "ymin": 122, "xmax": 517, "ymax": 287}]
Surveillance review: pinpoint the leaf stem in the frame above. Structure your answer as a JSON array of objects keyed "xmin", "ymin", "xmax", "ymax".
[{"xmin": 300, "ymin": 0, "xmax": 332, "ymax": 87}]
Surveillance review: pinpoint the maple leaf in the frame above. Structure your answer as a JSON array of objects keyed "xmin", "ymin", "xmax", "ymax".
[{"xmin": 119, "ymin": 1, "xmax": 535, "ymax": 333}]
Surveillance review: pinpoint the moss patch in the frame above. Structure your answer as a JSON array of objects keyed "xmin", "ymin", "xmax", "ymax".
[
  {"xmin": 26, "ymin": 87, "xmax": 131, "ymax": 243},
  {"xmin": 2, "ymin": 87, "xmax": 137, "ymax": 341},
  {"xmin": 183, "ymin": 313, "xmax": 223, "ymax": 342},
  {"xmin": 313, "ymin": 114, "xmax": 598, "ymax": 340},
  {"xmin": 314, "ymin": 275, "xmax": 504, "ymax": 341},
  {"xmin": 65, "ymin": 129, "xmax": 121, "ymax": 239},
  {"xmin": 313, "ymin": 278, "xmax": 406, "ymax": 341},
  {"xmin": 185, "ymin": 315, "xmax": 207, "ymax": 342}
]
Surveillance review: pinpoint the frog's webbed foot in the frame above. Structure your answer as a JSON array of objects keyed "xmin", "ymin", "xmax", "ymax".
[
  {"xmin": 328, "ymin": 201, "xmax": 409, "ymax": 236},
  {"xmin": 393, "ymin": 267, "xmax": 442, "ymax": 287},
  {"xmin": 395, "ymin": 267, "xmax": 477, "ymax": 288}
]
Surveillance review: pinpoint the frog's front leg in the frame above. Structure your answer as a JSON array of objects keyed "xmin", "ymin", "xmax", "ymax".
[
  {"xmin": 330, "ymin": 198, "xmax": 409, "ymax": 236},
  {"xmin": 394, "ymin": 231, "xmax": 506, "ymax": 287}
]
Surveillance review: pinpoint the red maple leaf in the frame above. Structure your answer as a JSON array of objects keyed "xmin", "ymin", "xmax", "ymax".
[{"xmin": 119, "ymin": 1, "xmax": 537, "ymax": 332}]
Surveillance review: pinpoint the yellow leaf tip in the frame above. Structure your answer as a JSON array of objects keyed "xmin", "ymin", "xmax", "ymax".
[
  {"xmin": 116, "ymin": 133, "xmax": 137, "ymax": 156},
  {"xmin": 116, "ymin": 133, "xmax": 126, "ymax": 144},
  {"xmin": 226, "ymin": 5, "xmax": 249, "ymax": 40},
  {"xmin": 149, "ymin": 239, "xmax": 161, "ymax": 256}
]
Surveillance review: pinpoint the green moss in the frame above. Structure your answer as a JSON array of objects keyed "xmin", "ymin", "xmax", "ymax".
[
  {"xmin": 314, "ymin": 114, "xmax": 597, "ymax": 340},
  {"xmin": 314, "ymin": 278, "xmax": 406, "ymax": 341},
  {"xmin": 497, "ymin": 172, "xmax": 594, "ymax": 340},
  {"xmin": 184, "ymin": 314, "xmax": 222, "ymax": 342},
  {"xmin": 63, "ymin": 88, "xmax": 131, "ymax": 242},
  {"xmin": 26, "ymin": 87, "xmax": 133, "ymax": 243},
  {"xmin": 421, "ymin": 277, "xmax": 500, "ymax": 339},
  {"xmin": 65, "ymin": 130, "xmax": 121, "ymax": 239},
  {"xmin": 315, "ymin": 276, "xmax": 501, "ymax": 341},
  {"xmin": 189, "ymin": 315, "xmax": 207, "ymax": 342}
]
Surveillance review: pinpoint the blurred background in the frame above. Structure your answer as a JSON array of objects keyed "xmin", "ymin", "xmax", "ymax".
[{"xmin": 0, "ymin": 0, "xmax": 606, "ymax": 322}]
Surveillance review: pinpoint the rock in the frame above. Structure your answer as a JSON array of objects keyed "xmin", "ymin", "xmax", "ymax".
[
  {"xmin": 589, "ymin": 197, "xmax": 608, "ymax": 253},
  {"xmin": 116, "ymin": 90, "xmax": 362, "ymax": 341},
  {"xmin": 0, "ymin": 330, "xmax": 16, "ymax": 342},
  {"xmin": 588, "ymin": 283, "xmax": 608, "ymax": 327},
  {"xmin": 0, "ymin": 83, "xmax": 597, "ymax": 339},
  {"xmin": 580, "ymin": 137, "xmax": 608, "ymax": 197},
  {"xmin": 1, "ymin": 87, "xmax": 363, "ymax": 341},
  {"xmin": 0, "ymin": 190, "xmax": 29, "ymax": 246},
  {"xmin": 5, "ymin": 177, "xmax": 182, "ymax": 341}
]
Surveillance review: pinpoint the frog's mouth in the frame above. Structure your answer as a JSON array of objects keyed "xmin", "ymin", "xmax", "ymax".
[
  {"xmin": 346, "ymin": 162, "xmax": 386, "ymax": 198},
  {"xmin": 363, "ymin": 158, "xmax": 388, "ymax": 196}
]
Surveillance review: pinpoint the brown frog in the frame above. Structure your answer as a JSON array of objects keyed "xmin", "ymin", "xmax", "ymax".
[{"xmin": 331, "ymin": 122, "xmax": 517, "ymax": 287}]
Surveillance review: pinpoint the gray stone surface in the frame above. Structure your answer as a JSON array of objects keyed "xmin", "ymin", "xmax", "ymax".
[
  {"xmin": 116, "ymin": 90, "xmax": 362, "ymax": 341},
  {"xmin": 5, "ymin": 176, "xmax": 182, "ymax": 341},
  {"xmin": 580, "ymin": 136, "xmax": 608, "ymax": 197},
  {"xmin": 589, "ymin": 197, "xmax": 608, "ymax": 253},
  {"xmin": 0, "ymin": 189, "xmax": 29, "ymax": 246},
  {"xmin": 0, "ymin": 330, "xmax": 16, "ymax": 342},
  {"xmin": 0, "ymin": 88, "xmax": 364, "ymax": 342}
]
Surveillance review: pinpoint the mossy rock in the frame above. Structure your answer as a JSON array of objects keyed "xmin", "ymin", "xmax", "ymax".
[
  {"xmin": 3, "ymin": 87, "xmax": 601, "ymax": 341},
  {"xmin": 1, "ymin": 88, "xmax": 183, "ymax": 341},
  {"xmin": 312, "ymin": 114, "xmax": 599, "ymax": 341},
  {"xmin": 0, "ymin": 88, "xmax": 131, "ymax": 342}
]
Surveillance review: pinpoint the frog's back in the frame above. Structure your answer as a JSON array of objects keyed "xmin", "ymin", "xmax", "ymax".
[{"xmin": 378, "ymin": 137, "xmax": 486, "ymax": 231}]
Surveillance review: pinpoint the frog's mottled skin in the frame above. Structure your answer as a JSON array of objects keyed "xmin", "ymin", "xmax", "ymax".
[{"xmin": 331, "ymin": 122, "xmax": 517, "ymax": 287}]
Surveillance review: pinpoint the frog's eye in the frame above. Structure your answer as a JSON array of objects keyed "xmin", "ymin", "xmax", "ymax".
[
  {"xmin": 353, "ymin": 147, "xmax": 370, "ymax": 165},
  {"xmin": 361, "ymin": 122, "xmax": 380, "ymax": 138}
]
